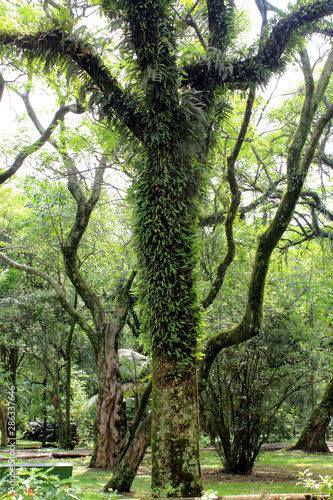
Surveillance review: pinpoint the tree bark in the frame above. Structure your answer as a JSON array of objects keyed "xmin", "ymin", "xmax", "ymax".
[
  {"xmin": 91, "ymin": 323, "xmax": 128, "ymax": 469},
  {"xmin": 291, "ymin": 378, "xmax": 333, "ymax": 453},
  {"xmin": 104, "ymin": 412, "xmax": 152, "ymax": 492},
  {"xmin": 64, "ymin": 296, "xmax": 77, "ymax": 450},
  {"xmin": 41, "ymin": 376, "xmax": 48, "ymax": 448},
  {"xmin": 0, "ymin": 399, "xmax": 8, "ymax": 447},
  {"xmin": 151, "ymin": 358, "xmax": 202, "ymax": 497}
]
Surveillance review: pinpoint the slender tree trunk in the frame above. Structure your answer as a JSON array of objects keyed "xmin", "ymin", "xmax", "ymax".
[
  {"xmin": 0, "ymin": 399, "xmax": 8, "ymax": 447},
  {"xmin": 42, "ymin": 376, "xmax": 47, "ymax": 448},
  {"xmin": 65, "ymin": 297, "xmax": 77, "ymax": 450},
  {"xmin": 52, "ymin": 393, "xmax": 65, "ymax": 445},
  {"xmin": 292, "ymin": 378, "xmax": 333, "ymax": 453},
  {"xmin": 104, "ymin": 412, "xmax": 152, "ymax": 492},
  {"xmin": 103, "ymin": 381, "xmax": 152, "ymax": 491}
]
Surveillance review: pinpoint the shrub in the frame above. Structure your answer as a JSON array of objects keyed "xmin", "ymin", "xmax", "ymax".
[{"xmin": 0, "ymin": 467, "xmax": 79, "ymax": 499}]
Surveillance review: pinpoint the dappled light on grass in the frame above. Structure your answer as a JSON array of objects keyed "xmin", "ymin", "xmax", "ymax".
[{"xmin": 62, "ymin": 449, "xmax": 333, "ymax": 499}]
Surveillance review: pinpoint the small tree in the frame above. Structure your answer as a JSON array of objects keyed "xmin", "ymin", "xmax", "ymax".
[{"xmin": 202, "ymin": 314, "xmax": 313, "ymax": 474}]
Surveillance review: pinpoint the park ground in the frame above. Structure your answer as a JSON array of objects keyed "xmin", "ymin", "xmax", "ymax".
[{"xmin": 2, "ymin": 444, "xmax": 333, "ymax": 499}]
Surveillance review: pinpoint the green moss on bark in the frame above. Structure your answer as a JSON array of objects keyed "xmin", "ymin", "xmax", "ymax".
[{"xmin": 151, "ymin": 357, "xmax": 202, "ymax": 497}]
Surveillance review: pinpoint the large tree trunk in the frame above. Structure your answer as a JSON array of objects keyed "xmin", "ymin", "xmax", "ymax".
[
  {"xmin": 292, "ymin": 378, "xmax": 333, "ymax": 453},
  {"xmin": 151, "ymin": 358, "xmax": 202, "ymax": 497},
  {"xmin": 134, "ymin": 149, "xmax": 204, "ymax": 496},
  {"xmin": 91, "ymin": 323, "xmax": 128, "ymax": 469}
]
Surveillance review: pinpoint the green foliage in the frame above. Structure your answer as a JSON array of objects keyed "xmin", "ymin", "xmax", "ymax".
[
  {"xmin": 297, "ymin": 470, "xmax": 333, "ymax": 498},
  {"xmin": 0, "ymin": 467, "xmax": 79, "ymax": 499},
  {"xmin": 202, "ymin": 311, "xmax": 318, "ymax": 474}
]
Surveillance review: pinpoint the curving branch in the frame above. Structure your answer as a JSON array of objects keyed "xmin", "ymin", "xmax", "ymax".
[
  {"xmin": 301, "ymin": 190, "xmax": 333, "ymax": 222},
  {"xmin": 0, "ymin": 103, "xmax": 84, "ymax": 185},
  {"xmin": 255, "ymin": 0, "xmax": 284, "ymax": 34},
  {"xmin": 198, "ymin": 47, "xmax": 333, "ymax": 392},
  {"xmin": 0, "ymin": 252, "xmax": 97, "ymax": 348},
  {"xmin": 16, "ymin": 85, "xmax": 90, "ymax": 193},
  {"xmin": 320, "ymin": 153, "xmax": 333, "ymax": 168},
  {"xmin": 198, "ymin": 176, "xmax": 286, "ymax": 228},
  {"xmin": 0, "ymin": 29, "xmax": 144, "ymax": 139},
  {"xmin": 61, "ymin": 154, "xmax": 108, "ymax": 329},
  {"xmin": 185, "ymin": 17, "xmax": 206, "ymax": 49},
  {"xmin": 202, "ymin": 87, "xmax": 255, "ymax": 309},
  {"xmin": 183, "ymin": 0, "xmax": 333, "ymax": 91}
]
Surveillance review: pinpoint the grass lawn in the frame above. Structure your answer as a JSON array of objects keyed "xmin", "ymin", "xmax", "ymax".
[{"xmin": 2, "ymin": 445, "xmax": 333, "ymax": 498}]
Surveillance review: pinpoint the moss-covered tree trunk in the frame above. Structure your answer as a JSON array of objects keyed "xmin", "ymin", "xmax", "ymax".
[
  {"xmin": 134, "ymin": 146, "xmax": 204, "ymax": 495},
  {"xmin": 122, "ymin": 0, "xmax": 205, "ymax": 494},
  {"xmin": 133, "ymin": 134, "xmax": 204, "ymax": 495},
  {"xmin": 292, "ymin": 378, "xmax": 333, "ymax": 453},
  {"xmin": 151, "ymin": 359, "xmax": 202, "ymax": 497}
]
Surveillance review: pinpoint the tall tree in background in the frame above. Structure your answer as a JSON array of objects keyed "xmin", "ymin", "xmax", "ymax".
[{"xmin": 1, "ymin": 0, "xmax": 333, "ymax": 496}]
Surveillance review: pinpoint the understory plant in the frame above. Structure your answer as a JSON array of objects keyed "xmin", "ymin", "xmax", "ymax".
[
  {"xmin": 0, "ymin": 467, "xmax": 79, "ymax": 499},
  {"xmin": 297, "ymin": 470, "xmax": 333, "ymax": 498}
]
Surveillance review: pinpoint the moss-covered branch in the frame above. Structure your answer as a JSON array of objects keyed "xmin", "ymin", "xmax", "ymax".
[
  {"xmin": 0, "ymin": 29, "xmax": 144, "ymax": 139},
  {"xmin": 202, "ymin": 88, "xmax": 255, "ymax": 308},
  {"xmin": 206, "ymin": 0, "xmax": 234, "ymax": 52},
  {"xmin": 183, "ymin": 0, "xmax": 333, "ymax": 91},
  {"xmin": 198, "ymin": 47, "xmax": 333, "ymax": 392}
]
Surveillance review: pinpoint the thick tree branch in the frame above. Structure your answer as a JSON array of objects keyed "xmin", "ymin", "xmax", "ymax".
[
  {"xmin": 62, "ymin": 155, "xmax": 108, "ymax": 329},
  {"xmin": 183, "ymin": 0, "xmax": 333, "ymax": 91},
  {"xmin": 0, "ymin": 29, "xmax": 144, "ymax": 139},
  {"xmin": 0, "ymin": 103, "xmax": 84, "ymax": 185},
  {"xmin": 198, "ymin": 51, "xmax": 333, "ymax": 392}
]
